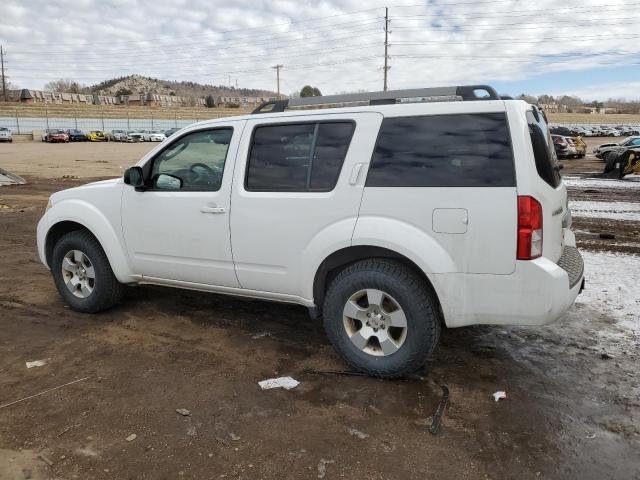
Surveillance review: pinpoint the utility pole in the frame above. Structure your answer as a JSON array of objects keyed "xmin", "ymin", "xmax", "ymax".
[
  {"xmin": 383, "ymin": 8, "xmax": 390, "ymax": 91},
  {"xmin": 0, "ymin": 46, "xmax": 6, "ymax": 102},
  {"xmin": 272, "ymin": 64, "xmax": 283, "ymax": 99}
]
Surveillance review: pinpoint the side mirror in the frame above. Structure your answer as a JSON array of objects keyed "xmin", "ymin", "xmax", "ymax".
[{"xmin": 124, "ymin": 166, "xmax": 144, "ymax": 189}]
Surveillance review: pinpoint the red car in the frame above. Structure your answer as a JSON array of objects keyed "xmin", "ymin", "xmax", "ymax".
[{"xmin": 44, "ymin": 129, "xmax": 69, "ymax": 143}]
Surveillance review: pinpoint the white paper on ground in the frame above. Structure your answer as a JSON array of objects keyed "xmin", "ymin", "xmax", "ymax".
[
  {"xmin": 26, "ymin": 360, "xmax": 47, "ymax": 368},
  {"xmin": 258, "ymin": 376, "xmax": 300, "ymax": 390},
  {"xmin": 493, "ymin": 391, "xmax": 507, "ymax": 402}
]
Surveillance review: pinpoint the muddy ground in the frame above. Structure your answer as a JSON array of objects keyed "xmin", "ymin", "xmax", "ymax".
[{"xmin": 0, "ymin": 140, "xmax": 638, "ymax": 480}]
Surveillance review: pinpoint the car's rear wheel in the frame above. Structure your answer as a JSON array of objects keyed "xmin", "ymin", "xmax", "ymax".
[
  {"xmin": 51, "ymin": 230, "xmax": 124, "ymax": 313},
  {"xmin": 322, "ymin": 259, "xmax": 440, "ymax": 378}
]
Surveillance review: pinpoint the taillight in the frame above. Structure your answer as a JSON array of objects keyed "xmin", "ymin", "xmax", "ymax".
[{"xmin": 517, "ymin": 196, "xmax": 543, "ymax": 260}]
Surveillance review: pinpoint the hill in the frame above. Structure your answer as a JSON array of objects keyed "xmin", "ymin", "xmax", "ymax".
[{"xmin": 88, "ymin": 74, "xmax": 277, "ymax": 99}]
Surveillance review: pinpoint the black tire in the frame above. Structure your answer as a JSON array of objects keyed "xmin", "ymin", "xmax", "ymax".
[
  {"xmin": 603, "ymin": 152, "xmax": 618, "ymax": 173},
  {"xmin": 322, "ymin": 259, "xmax": 440, "ymax": 378},
  {"xmin": 51, "ymin": 230, "xmax": 124, "ymax": 313}
]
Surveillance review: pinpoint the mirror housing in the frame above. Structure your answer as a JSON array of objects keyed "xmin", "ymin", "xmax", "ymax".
[{"xmin": 124, "ymin": 166, "xmax": 145, "ymax": 190}]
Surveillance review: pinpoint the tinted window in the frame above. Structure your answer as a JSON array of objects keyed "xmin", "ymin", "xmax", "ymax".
[
  {"xmin": 526, "ymin": 110, "xmax": 561, "ymax": 188},
  {"xmin": 246, "ymin": 122, "xmax": 354, "ymax": 191},
  {"xmin": 150, "ymin": 128, "xmax": 232, "ymax": 191},
  {"xmin": 366, "ymin": 113, "xmax": 515, "ymax": 187}
]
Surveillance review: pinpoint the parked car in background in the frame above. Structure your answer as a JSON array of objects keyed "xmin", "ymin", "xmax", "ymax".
[
  {"xmin": 126, "ymin": 131, "xmax": 145, "ymax": 142},
  {"xmin": 594, "ymin": 136, "xmax": 640, "ymax": 159},
  {"xmin": 110, "ymin": 129, "xmax": 128, "ymax": 141},
  {"xmin": 0, "ymin": 127, "xmax": 12, "ymax": 143},
  {"xmin": 87, "ymin": 131, "xmax": 109, "ymax": 142},
  {"xmin": 564, "ymin": 137, "xmax": 579, "ymax": 158},
  {"xmin": 571, "ymin": 135, "xmax": 587, "ymax": 157},
  {"xmin": 552, "ymin": 134, "xmax": 571, "ymax": 158},
  {"xmin": 44, "ymin": 129, "xmax": 70, "ymax": 143},
  {"xmin": 142, "ymin": 130, "xmax": 167, "ymax": 142},
  {"xmin": 66, "ymin": 129, "xmax": 87, "ymax": 142},
  {"xmin": 164, "ymin": 127, "xmax": 180, "ymax": 138}
]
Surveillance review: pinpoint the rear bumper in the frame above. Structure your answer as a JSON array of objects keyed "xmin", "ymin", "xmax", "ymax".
[{"xmin": 435, "ymin": 233, "xmax": 584, "ymax": 328}]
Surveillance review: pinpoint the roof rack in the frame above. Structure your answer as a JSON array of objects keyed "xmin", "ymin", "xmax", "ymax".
[{"xmin": 252, "ymin": 85, "xmax": 501, "ymax": 114}]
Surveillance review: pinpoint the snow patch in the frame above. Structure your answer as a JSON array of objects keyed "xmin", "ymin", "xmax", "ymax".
[
  {"xmin": 576, "ymin": 251, "xmax": 640, "ymax": 335},
  {"xmin": 563, "ymin": 176, "xmax": 640, "ymax": 190},
  {"xmin": 569, "ymin": 200, "xmax": 640, "ymax": 222}
]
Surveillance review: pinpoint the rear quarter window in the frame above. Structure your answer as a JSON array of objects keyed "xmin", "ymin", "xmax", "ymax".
[{"xmin": 366, "ymin": 113, "xmax": 515, "ymax": 187}]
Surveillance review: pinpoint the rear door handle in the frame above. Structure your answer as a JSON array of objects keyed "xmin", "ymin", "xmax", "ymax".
[{"xmin": 200, "ymin": 205, "xmax": 226, "ymax": 214}]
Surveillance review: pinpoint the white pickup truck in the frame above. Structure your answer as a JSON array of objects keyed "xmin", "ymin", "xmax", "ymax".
[{"xmin": 37, "ymin": 86, "xmax": 584, "ymax": 377}]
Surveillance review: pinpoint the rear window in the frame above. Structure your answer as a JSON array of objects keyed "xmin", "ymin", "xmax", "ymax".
[
  {"xmin": 527, "ymin": 110, "xmax": 561, "ymax": 188},
  {"xmin": 246, "ymin": 121, "xmax": 354, "ymax": 192},
  {"xmin": 366, "ymin": 113, "xmax": 515, "ymax": 187}
]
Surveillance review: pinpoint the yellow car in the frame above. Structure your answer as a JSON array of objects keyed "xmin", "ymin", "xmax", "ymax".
[
  {"xmin": 571, "ymin": 136, "xmax": 587, "ymax": 157},
  {"xmin": 86, "ymin": 131, "xmax": 109, "ymax": 142}
]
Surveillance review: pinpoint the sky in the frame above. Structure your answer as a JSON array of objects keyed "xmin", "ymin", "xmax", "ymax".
[{"xmin": 1, "ymin": 0, "xmax": 639, "ymax": 100}]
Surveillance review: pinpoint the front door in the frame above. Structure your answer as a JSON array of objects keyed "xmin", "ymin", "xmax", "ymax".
[{"xmin": 122, "ymin": 123, "xmax": 243, "ymax": 287}]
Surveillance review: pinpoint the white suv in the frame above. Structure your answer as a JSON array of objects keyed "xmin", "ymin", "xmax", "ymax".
[{"xmin": 37, "ymin": 86, "xmax": 584, "ymax": 377}]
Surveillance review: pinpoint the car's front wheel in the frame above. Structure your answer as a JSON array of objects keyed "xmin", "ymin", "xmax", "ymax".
[
  {"xmin": 323, "ymin": 259, "xmax": 440, "ymax": 378},
  {"xmin": 51, "ymin": 230, "xmax": 124, "ymax": 313}
]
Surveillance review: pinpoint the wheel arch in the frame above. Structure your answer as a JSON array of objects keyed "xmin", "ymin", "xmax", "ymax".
[
  {"xmin": 312, "ymin": 245, "xmax": 443, "ymax": 319},
  {"xmin": 42, "ymin": 204, "xmax": 135, "ymax": 284}
]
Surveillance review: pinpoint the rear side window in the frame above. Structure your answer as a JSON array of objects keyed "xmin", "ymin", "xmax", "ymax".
[
  {"xmin": 526, "ymin": 110, "xmax": 561, "ymax": 188},
  {"xmin": 366, "ymin": 113, "xmax": 515, "ymax": 187},
  {"xmin": 246, "ymin": 121, "xmax": 355, "ymax": 191}
]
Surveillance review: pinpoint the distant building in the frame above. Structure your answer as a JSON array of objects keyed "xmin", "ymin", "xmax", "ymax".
[{"xmin": 538, "ymin": 103, "xmax": 569, "ymax": 113}]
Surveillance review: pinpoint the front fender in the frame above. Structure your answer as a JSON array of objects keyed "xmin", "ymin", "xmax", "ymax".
[{"xmin": 38, "ymin": 199, "xmax": 136, "ymax": 283}]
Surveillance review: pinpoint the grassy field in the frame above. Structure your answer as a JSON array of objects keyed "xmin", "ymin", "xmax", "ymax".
[{"xmin": 546, "ymin": 113, "xmax": 640, "ymax": 124}]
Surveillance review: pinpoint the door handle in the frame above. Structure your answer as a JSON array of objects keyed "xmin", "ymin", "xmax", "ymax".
[{"xmin": 200, "ymin": 205, "xmax": 226, "ymax": 214}]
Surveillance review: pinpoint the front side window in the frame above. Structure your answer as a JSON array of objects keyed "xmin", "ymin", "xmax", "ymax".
[
  {"xmin": 150, "ymin": 128, "xmax": 232, "ymax": 191},
  {"xmin": 366, "ymin": 113, "xmax": 515, "ymax": 187},
  {"xmin": 246, "ymin": 121, "xmax": 355, "ymax": 191}
]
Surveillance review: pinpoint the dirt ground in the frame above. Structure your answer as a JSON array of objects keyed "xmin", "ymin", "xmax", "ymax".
[{"xmin": 0, "ymin": 139, "xmax": 638, "ymax": 480}]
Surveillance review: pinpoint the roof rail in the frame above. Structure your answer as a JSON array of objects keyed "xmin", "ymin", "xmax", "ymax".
[{"xmin": 251, "ymin": 85, "xmax": 500, "ymax": 114}]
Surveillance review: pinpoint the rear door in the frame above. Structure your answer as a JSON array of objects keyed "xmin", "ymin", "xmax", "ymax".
[
  {"xmin": 359, "ymin": 109, "xmax": 518, "ymax": 274},
  {"xmin": 230, "ymin": 112, "xmax": 382, "ymax": 296}
]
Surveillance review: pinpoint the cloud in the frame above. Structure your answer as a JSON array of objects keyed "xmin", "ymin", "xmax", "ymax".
[
  {"xmin": 0, "ymin": 0, "xmax": 637, "ymax": 96},
  {"xmin": 555, "ymin": 81, "xmax": 640, "ymax": 101}
]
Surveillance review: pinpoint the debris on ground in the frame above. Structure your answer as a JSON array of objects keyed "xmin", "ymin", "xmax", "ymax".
[
  {"xmin": 25, "ymin": 360, "xmax": 47, "ymax": 369},
  {"xmin": 229, "ymin": 433, "xmax": 240, "ymax": 441},
  {"xmin": 493, "ymin": 391, "xmax": 507, "ymax": 402},
  {"xmin": 601, "ymin": 352, "xmax": 615, "ymax": 360},
  {"xmin": 125, "ymin": 434, "xmax": 137, "ymax": 442},
  {"xmin": 258, "ymin": 376, "xmax": 299, "ymax": 390},
  {"xmin": 368, "ymin": 405, "xmax": 382, "ymax": 415},
  {"xmin": 429, "ymin": 384, "xmax": 450, "ymax": 435},
  {"xmin": 175, "ymin": 408, "xmax": 191, "ymax": 416},
  {"xmin": 304, "ymin": 368, "xmax": 368, "ymax": 377},
  {"xmin": 251, "ymin": 331, "xmax": 273, "ymax": 339},
  {"xmin": 37, "ymin": 454, "xmax": 53, "ymax": 467},
  {"xmin": 317, "ymin": 458, "xmax": 335, "ymax": 479},
  {"xmin": 0, "ymin": 377, "xmax": 90, "ymax": 410},
  {"xmin": 586, "ymin": 433, "xmax": 597, "ymax": 439},
  {"xmin": 0, "ymin": 168, "xmax": 26, "ymax": 186},
  {"xmin": 599, "ymin": 233, "xmax": 616, "ymax": 239},
  {"xmin": 346, "ymin": 427, "xmax": 369, "ymax": 439}
]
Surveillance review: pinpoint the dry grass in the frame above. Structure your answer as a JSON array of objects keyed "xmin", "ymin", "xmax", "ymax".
[{"xmin": 547, "ymin": 113, "xmax": 640, "ymax": 124}]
